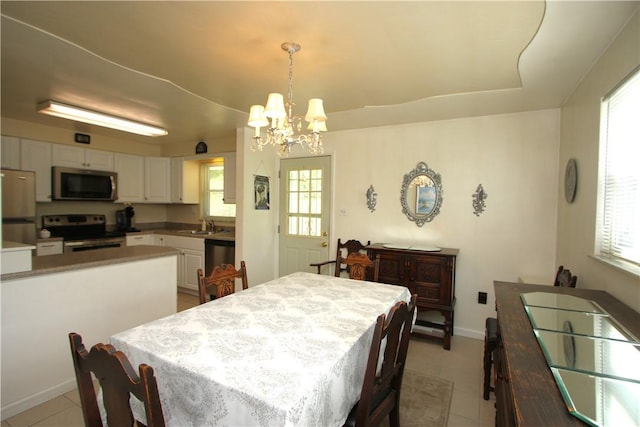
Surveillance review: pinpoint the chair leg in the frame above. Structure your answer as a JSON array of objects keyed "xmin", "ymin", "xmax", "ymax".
[
  {"xmin": 483, "ymin": 336, "xmax": 493, "ymax": 400},
  {"xmin": 389, "ymin": 405, "xmax": 401, "ymax": 427}
]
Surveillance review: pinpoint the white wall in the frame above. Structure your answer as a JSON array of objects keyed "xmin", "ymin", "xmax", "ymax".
[
  {"xmin": 324, "ymin": 110, "xmax": 561, "ymax": 337},
  {"xmin": 235, "ymin": 127, "xmax": 278, "ymax": 286},
  {"xmin": 1, "ymin": 254, "xmax": 177, "ymax": 419},
  {"xmin": 237, "ymin": 110, "xmax": 561, "ymax": 338},
  {"xmin": 557, "ymin": 10, "xmax": 640, "ymax": 311}
]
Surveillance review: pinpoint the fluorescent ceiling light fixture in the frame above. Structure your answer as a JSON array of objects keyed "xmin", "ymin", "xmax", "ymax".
[{"xmin": 37, "ymin": 100, "xmax": 168, "ymax": 137}]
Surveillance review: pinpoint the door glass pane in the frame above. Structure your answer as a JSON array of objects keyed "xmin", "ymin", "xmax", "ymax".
[
  {"xmin": 289, "ymin": 193, "xmax": 298, "ymax": 214},
  {"xmin": 301, "ymin": 217, "xmax": 311, "ymax": 235},
  {"xmin": 287, "ymin": 167, "xmax": 324, "ymax": 237},
  {"xmin": 289, "ymin": 171, "xmax": 299, "ymax": 191},
  {"xmin": 299, "ymin": 192, "xmax": 310, "ymax": 214},
  {"xmin": 310, "ymin": 192, "xmax": 321, "ymax": 214}
]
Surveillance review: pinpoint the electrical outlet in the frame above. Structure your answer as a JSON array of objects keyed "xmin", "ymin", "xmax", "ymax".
[{"xmin": 478, "ymin": 292, "xmax": 488, "ymax": 304}]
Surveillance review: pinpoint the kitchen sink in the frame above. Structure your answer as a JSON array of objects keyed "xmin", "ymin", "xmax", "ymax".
[{"xmin": 176, "ymin": 229, "xmax": 232, "ymax": 236}]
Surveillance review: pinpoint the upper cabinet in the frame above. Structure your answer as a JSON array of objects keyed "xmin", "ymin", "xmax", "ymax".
[
  {"xmin": 114, "ymin": 153, "xmax": 145, "ymax": 202},
  {"xmin": 144, "ymin": 157, "xmax": 171, "ymax": 203},
  {"xmin": 20, "ymin": 138, "xmax": 52, "ymax": 202},
  {"xmin": 1, "ymin": 136, "xmax": 21, "ymax": 169},
  {"xmin": 223, "ymin": 152, "xmax": 236, "ymax": 204},
  {"xmin": 171, "ymin": 157, "xmax": 199, "ymax": 204},
  {"xmin": 52, "ymin": 144, "xmax": 114, "ymax": 171},
  {"xmin": 92, "ymin": 154, "xmax": 172, "ymax": 204}
]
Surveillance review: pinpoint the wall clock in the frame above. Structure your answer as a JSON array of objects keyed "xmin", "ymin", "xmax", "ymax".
[{"xmin": 564, "ymin": 158, "xmax": 577, "ymax": 203}]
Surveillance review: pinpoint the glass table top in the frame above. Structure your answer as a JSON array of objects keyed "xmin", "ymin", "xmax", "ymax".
[{"xmin": 521, "ymin": 292, "xmax": 640, "ymax": 427}]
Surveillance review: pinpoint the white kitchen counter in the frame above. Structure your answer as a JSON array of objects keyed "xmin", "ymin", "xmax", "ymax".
[
  {"xmin": 1, "ymin": 245, "xmax": 179, "ymax": 419},
  {"xmin": 1, "ymin": 240, "xmax": 36, "ymax": 274}
]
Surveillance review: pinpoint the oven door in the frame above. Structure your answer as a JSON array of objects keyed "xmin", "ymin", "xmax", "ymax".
[{"xmin": 64, "ymin": 237, "xmax": 125, "ymax": 253}]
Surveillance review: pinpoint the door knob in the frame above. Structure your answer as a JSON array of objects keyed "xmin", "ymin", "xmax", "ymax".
[
  {"xmin": 321, "ymin": 242, "xmax": 328, "ymax": 247},
  {"xmin": 322, "ymin": 231, "xmax": 328, "ymax": 237}
]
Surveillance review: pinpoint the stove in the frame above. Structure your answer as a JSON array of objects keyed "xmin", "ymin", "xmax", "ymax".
[{"xmin": 42, "ymin": 214, "xmax": 126, "ymax": 253}]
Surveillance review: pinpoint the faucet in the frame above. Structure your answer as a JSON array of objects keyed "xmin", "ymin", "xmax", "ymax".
[{"xmin": 208, "ymin": 220, "xmax": 215, "ymax": 232}]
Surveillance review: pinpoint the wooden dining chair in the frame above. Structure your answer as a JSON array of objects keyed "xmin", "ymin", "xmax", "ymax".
[
  {"xmin": 310, "ymin": 238, "xmax": 371, "ymax": 275},
  {"xmin": 68, "ymin": 332, "xmax": 165, "ymax": 427},
  {"xmin": 554, "ymin": 265, "xmax": 578, "ymax": 288},
  {"xmin": 335, "ymin": 252, "xmax": 380, "ymax": 282},
  {"xmin": 343, "ymin": 294, "xmax": 417, "ymax": 427},
  {"xmin": 197, "ymin": 260, "xmax": 248, "ymax": 304}
]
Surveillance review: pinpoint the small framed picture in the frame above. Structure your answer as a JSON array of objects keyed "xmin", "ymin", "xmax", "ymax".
[
  {"xmin": 416, "ymin": 186, "xmax": 436, "ymax": 215},
  {"xmin": 254, "ymin": 175, "xmax": 270, "ymax": 210}
]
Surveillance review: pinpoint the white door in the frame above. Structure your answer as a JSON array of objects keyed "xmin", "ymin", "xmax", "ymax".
[{"xmin": 279, "ymin": 156, "xmax": 331, "ymax": 276}]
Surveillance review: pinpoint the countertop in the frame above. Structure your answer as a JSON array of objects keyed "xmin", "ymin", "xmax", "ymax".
[
  {"xmin": 1, "ymin": 240, "xmax": 37, "ymax": 251},
  {"xmin": 140, "ymin": 228, "xmax": 236, "ymax": 242},
  {"xmin": 34, "ymin": 228, "xmax": 236, "ymax": 244},
  {"xmin": 1, "ymin": 245, "xmax": 180, "ymax": 281}
]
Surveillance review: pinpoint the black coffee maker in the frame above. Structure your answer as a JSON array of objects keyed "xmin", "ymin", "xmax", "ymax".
[{"xmin": 116, "ymin": 205, "xmax": 136, "ymax": 231}]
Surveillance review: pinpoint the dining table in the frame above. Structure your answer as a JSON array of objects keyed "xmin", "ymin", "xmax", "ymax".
[{"xmin": 109, "ymin": 271, "xmax": 412, "ymax": 426}]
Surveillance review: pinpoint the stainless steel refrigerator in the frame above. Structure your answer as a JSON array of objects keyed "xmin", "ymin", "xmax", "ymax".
[{"xmin": 1, "ymin": 168, "xmax": 37, "ymax": 244}]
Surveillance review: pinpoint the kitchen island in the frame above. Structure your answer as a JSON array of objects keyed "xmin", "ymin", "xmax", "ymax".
[{"xmin": 1, "ymin": 245, "xmax": 179, "ymax": 419}]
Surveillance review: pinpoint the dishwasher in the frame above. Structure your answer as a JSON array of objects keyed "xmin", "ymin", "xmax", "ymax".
[{"xmin": 204, "ymin": 239, "xmax": 235, "ymax": 276}]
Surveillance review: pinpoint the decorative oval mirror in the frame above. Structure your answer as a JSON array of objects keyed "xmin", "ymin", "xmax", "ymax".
[{"xmin": 400, "ymin": 162, "xmax": 443, "ymax": 226}]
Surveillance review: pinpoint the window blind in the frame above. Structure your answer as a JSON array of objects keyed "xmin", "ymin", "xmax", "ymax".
[{"xmin": 598, "ymin": 68, "xmax": 640, "ymax": 266}]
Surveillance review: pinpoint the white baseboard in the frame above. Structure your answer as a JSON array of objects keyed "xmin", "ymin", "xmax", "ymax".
[
  {"xmin": 454, "ymin": 326, "xmax": 484, "ymax": 340},
  {"xmin": 1, "ymin": 378, "xmax": 77, "ymax": 421}
]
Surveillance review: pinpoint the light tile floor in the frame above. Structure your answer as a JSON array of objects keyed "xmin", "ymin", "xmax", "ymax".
[{"xmin": 2, "ymin": 292, "xmax": 496, "ymax": 427}]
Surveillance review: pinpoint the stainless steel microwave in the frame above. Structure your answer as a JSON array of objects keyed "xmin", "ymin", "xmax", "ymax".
[{"xmin": 52, "ymin": 166, "xmax": 118, "ymax": 201}]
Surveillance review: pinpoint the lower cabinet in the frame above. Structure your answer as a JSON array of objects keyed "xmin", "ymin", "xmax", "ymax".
[
  {"xmin": 126, "ymin": 234, "xmax": 155, "ymax": 246},
  {"xmin": 367, "ymin": 243, "xmax": 458, "ymax": 350},
  {"xmin": 36, "ymin": 240, "xmax": 63, "ymax": 256},
  {"xmin": 156, "ymin": 235, "xmax": 204, "ymax": 291}
]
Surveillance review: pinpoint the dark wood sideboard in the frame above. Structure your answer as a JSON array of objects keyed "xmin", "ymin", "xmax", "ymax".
[
  {"xmin": 367, "ymin": 244, "xmax": 458, "ymax": 350},
  {"xmin": 493, "ymin": 281, "xmax": 640, "ymax": 426}
]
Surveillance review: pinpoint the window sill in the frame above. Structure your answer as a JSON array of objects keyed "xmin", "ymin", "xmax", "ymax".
[{"xmin": 589, "ymin": 254, "xmax": 640, "ymax": 278}]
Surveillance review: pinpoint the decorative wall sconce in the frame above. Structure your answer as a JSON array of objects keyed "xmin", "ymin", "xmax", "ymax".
[
  {"xmin": 366, "ymin": 185, "xmax": 377, "ymax": 212},
  {"xmin": 472, "ymin": 184, "xmax": 488, "ymax": 216}
]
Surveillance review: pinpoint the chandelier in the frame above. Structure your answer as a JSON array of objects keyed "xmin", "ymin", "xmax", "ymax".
[{"xmin": 248, "ymin": 42, "xmax": 327, "ymax": 157}]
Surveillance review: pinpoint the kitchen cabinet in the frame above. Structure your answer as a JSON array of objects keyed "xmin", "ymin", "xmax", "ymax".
[
  {"xmin": 144, "ymin": 157, "xmax": 171, "ymax": 203},
  {"xmin": 157, "ymin": 234, "xmax": 204, "ymax": 291},
  {"xmin": 126, "ymin": 233, "xmax": 154, "ymax": 246},
  {"xmin": 114, "ymin": 153, "xmax": 145, "ymax": 202},
  {"xmin": 1, "ymin": 241, "xmax": 35, "ymax": 273},
  {"xmin": 1, "ymin": 135, "xmax": 21, "ymax": 169},
  {"xmin": 51, "ymin": 144, "xmax": 114, "ymax": 171},
  {"xmin": 170, "ymin": 157, "xmax": 199, "ymax": 204},
  {"xmin": 223, "ymin": 152, "xmax": 236, "ymax": 204},
  {"xmin": 20, "ymin": 138, "xmax": 52, "ymax": 202},
  {"xmin": 36, "ymin": 240, "xmax": 63, "ymax": 256},
  {"xmin": 367, "ymin": 244, "xmax": 458, "ymax": 349}
]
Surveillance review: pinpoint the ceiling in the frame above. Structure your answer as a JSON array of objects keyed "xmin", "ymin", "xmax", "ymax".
[{"xmin": 1, "ymin": 1, "xmax": 638, "ymax": 147}]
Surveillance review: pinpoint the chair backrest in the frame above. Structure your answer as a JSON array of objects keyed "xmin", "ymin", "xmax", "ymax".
[
  {"xmin": 68, "ymin": 332, "xmax": 165, "ymax": 427},
  {"xmin": 197, "ymin": 260, "xmax": 248, "ymax": 304},
  {"xmin": 310, "ymin": 238, "xmax": 371, "ymax": 275},
  {"xmin": 338, "ymin": 238, "xmax": 371, "ymax": 258},
  {"xmin": 354, "ymin": 294, "xmax": 417, "ymax": 427},
  {"xmin": 554, "ymin": 265, "xmax": 577, "ymax": 288},
  {"xmin": 335, "ymin": 252, "xmax": 380, "ymax": 281}
]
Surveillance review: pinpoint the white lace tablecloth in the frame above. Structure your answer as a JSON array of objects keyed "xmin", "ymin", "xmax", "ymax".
[{"xmin": 110, "ymin": 272, "xmax": 411, "ymax": 426}]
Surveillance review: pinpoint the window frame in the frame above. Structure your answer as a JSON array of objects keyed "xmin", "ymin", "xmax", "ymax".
[
  {"xmin": 594, "ymin": 66, "xmax": 640, "ymax": 276},
  {"xmin": 201, "ymin": 159, "xmax": 236, "ymax": 219}
]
